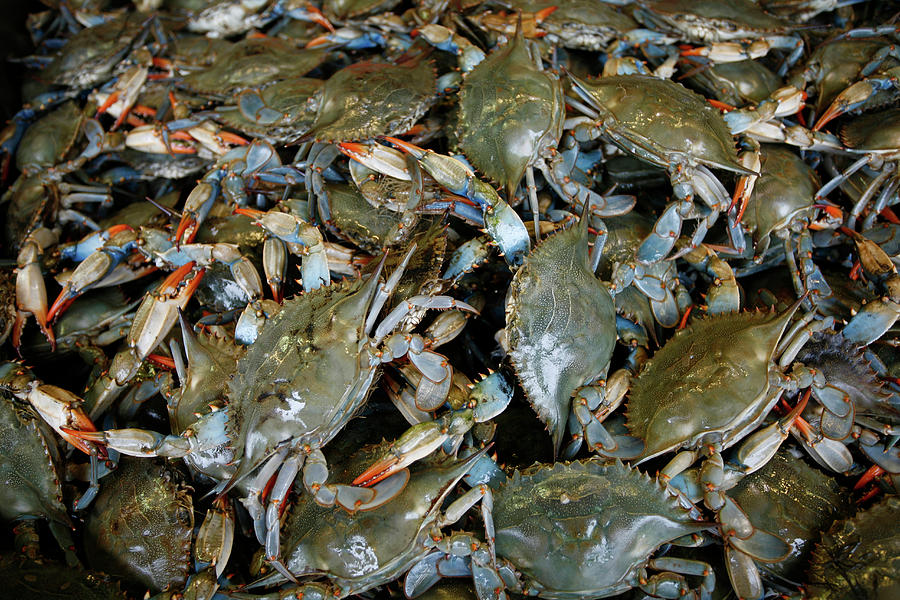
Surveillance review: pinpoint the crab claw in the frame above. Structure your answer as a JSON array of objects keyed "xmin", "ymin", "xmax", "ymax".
[
  {"xmin": 176, "ymin": 182, "xmax": 217, "ymax": 247},
  {"xmin": 814, "ymin": 81, "xmax": 873, "ymax": 131},
  {"xmin": 354, "ymin": 410, "xmax": 475, "ymax": 486},
  {"xmin": 25, "ymin": 385, "xmax": 100, "ymax": 455},
  {"xmin": 734, "ymin": 389, "xmax": 810, "ymax": 473},
  {"xmin": 338, "ymin": 141, "xmax": 411, "ymax": 181},
  {"xmin": 62, "ymin": 427, "xmax": 192, "ymax": 458},
  {"xmin": 353, "ymin": 421, "xmax": 449, "ymax": 486}
]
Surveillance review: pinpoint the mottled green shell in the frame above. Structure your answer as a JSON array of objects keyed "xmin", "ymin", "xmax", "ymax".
[
  {"xmin": 181, "ymin": 39, "xmax": 327, "ymax": 96},
  {"xmin": 744, "ymin": 145, "xmax": 818, "ymax": 251},
  {"xmin": 638, "ymin": 0, "xmax": 792, "ymax": 38},
  {"xmin": 84, "ymin": 459, "xmax": 193, "ymax": 593},
  {"xmin": 225, "ymin": 276, "xmax": 378, "ymax": 486},
  {"xmin": 506, "ymin": 218, "xmax": 616, "ymax": 455},
  {"xmin": 16, "ymin": 101, "xmax": 83, "ymax": 172},
  {"xmin": 215, "ymin": 78, "xmax": 323, "ymax": 142},
  {"xmin": 303, "ymin": 57, "xmax": 436, "ymax": 142},
  {"xmin": 324, "ymin": 0, "xmax": 401, "ymax": 20},
  {"xmin": 324, "ymin": 182, "xmax": 407, "ymax": 251},
  {"xmin": 840, "ymin": 108, "xmax": 900, "ymax": 152},
  {"xmin": 729, "ymin": 451, "xmax": 847, "ymax": 579},
  {"xmin": 574, "ymin": 75, "xmax": 744, "ymax": 173},
  {"xmin": 500, "ymin": 0, "xmax": 637, "ymax": 50},
  {"xmin": 627, "ymin": 308, "xmax": 796, "ymax": 461},
  {"xmin": 42, "ymin": 16, "xmax": 142, "ymax": 88},
  {"xmin": 493, "ymin": 460, "xmax": 705, "ymax": 597},
  {"xmin": 693, "ymin": 60, "xmax": 780, "ymax": 105},
  {"xmin": 458, "ymin": 29, "xmax": 563, "ymax": 197},
  {"xmin": 806, "ymin": 40, "xmax": 895, "ymax": 112},
  {"xmin": 278, "ymin": 445, "xmax": 478, "ymax": 594},
  {"xmin": 807, "ymin": 496, "xmax": 900, "ymax": 600},
  {"xmin": 0, "ymin": 395, "xmax": 69, "ymax": 528}
]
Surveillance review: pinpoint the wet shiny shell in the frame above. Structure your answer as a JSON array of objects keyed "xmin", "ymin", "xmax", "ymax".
[
  {"xmin": 807, "ymin": 496, "xmax": 900, "ymax": 600},
  {"xmin": 457, "ymin": 25, "xmax": 564, "ymax": 197},
  {"xmin": 214, "ymin": 78, "xmax": 323, "ymax": 142},
  {"xmin": 181, "ymin": 39, "xmax": 327, "ymax": 97},
  {"xmin": 498, "ymin": 0, "xmax": 637, "ymax": 50},
  {"xmin": 0, "ymin": 395, "xmax": 69, "ymax": 527},
  {"xmin": 276, "ymin": 445, "xmax": 476, "ymax": 595},
  {"xmin": 493, "ymin": 460, "xmax": 706, "ymax": 596},
  {"xmin": 627, "ymin": 308, "xmax": 795, "ymax": 461},
  {"xmin": 42, "ymin": 16, "xmax": 142, "ymax": 88},
  {"xmin": 574, "ymin": 75, "xmax": 744, "ymax": 172},
  {"xmin": 16, "ymin": 100, "xmax": 84, "ymax": 172},
  {"xmin": 690, "ymin": 59, "xmax": 781, "ymax": 105},
  {"xmin": 505, "ymin": 218, "xmax": 616, "ymax": 454},
  {"xmin": 728, "ymin": 451, "xmax": 847, "ymax": 579},
  {"xmin": 744, "ymin": 145, "xmax": 818, "ymax": 249},
  {"xmin": 224, "ymin": 275, "xmax": 380, "ymax": 484},
  {"xmin": 324, "ymin": 182, "xmax": 407, "ymax": 251},
  {"xmin": 840, "ymin": 107, "xmax": 900, "ymax": 153},
  {"xmin": 303, "ymin": 57, "xmax": 436, "ymax": 142},
  {"xmin": 637, "ymin": 0, "xmax": 793, "ymax": 40},
  {"xmin": 805, "ymin": 39, "xmax": 900, "ymax": 112},
  {"xmin": 84, "ymin": 459, "xmax": 193, "ymax": 593}
]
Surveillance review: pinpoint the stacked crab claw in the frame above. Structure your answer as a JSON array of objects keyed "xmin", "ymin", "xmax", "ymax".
[{"xmin": 2, "ymin": 0, "xmax": 900, "ymax": 599}]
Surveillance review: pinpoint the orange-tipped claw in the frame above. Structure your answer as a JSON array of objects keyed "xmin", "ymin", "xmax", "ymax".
[
  {"xmin": 336, "ymin": 142, "xmax": 369, "ymax": 163},
  {"xmin": 881, "ymin": 206, "xmax": 900, "ymax": 224},
  {"xmin": 161, "ymin": 261, "xmax": 198, "ymax": 294},
  {"xmin": 855, "ymin": 464, "xmax": 885, "ymax": 490},
  {"xmin": 813, "ymin": 102, "xmax": 844, "ymax": 131},
  {"xmin": 305, "ymin": 2, "xmax": 335, "ymax": 32},
  {"xmin": 58, "ymin": 411, "xmax": 104, "ymax": 456},
  {"xmin": 217, "ymin": 131, "xmax": 249, "ymax": 146},
  {"xmin": 95, "ymin": 91, "xmax": 120, "ymax": 117},
  {"xmin": 383, "ymin": 136, "xmax": 424, "ymax": 156},
  {"xmin": 175, "ymin": 216, "xmax": 198, "ymax": 247},
  {"xmin": 680, "ymin": 45, "xmax": 706, "ymax": 57},
  {"xmin": 233, "ymin": 207, "xmax": 266, "ymax": 219},
  {"xmin": 305, "ymin": 34, "xmax": 331, "ymax": 48},
  {"xmin": 146, "ymin": 353, "xmax": 176, "ymax": 369},
  {"xmin": 534, "ymin": 5, "xmax": 558, "ymax": 21},
  {"xmin": 677, "ymin": 305, "xmax": 693, "ymax": 330},
  {"xmin": 47, "ymin": 287, "xmax": 77, "ymax": 323},
  {"xmin": 352, "ymin": 454, "xmax": 403, "ymax": 487},
  {"xmin": 707, "ymin": 99, "xmax": 736, "ymax": 112}
]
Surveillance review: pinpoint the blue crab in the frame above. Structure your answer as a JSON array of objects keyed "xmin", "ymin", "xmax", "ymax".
[
  {"xmin": 70, "ymin": 247, "xmax": 478, "ymax": 564},
  {"xmin": 566, "ymin": 73, "xmax": 755, "ymax": 264},
  {"xmin": 504, "ymin": 211, "xmax": 618, "ymax": 457},
  {"xmin": 807, "ymin": 495, "xmax": 900, "ymax": 600},
  {"xmin": 407, "ymin": 460, "xmax": 715, "ymax": 600},
  {"xmin": 83, "ymin": 458, "xmax": 194, "ymax": 594},
  {"xmin": 238, "ymin": 442, "xmax": 491, "ymax": 593}
]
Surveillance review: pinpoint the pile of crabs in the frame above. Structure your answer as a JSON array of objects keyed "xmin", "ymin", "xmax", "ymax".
[{"xmin": 2, "ymin": 0, "xmax": 900, "ymax": 598}]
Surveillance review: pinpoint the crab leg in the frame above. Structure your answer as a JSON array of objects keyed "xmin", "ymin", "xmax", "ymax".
[{"xmin": 384, "ymin": 137, "xmax": 530, "ymax": 266}]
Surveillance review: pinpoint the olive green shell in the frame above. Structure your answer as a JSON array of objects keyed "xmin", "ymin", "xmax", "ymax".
[
  {"xmin": 505, "ymin": 218, "xmax": 616, "ymax": 455},
  {"xmin": 572, "ymin": 75, "xmax": 744, "ymax": 173},
  {"xmin": 807, "ymin": 496, "xmax": 900, "ymax": 600},
  {"xmin": 638, "ymin": 0, "xmax": 792, "ymax": 38},
  {"xmin": 303, "ymin": 57, "xmax": 436, "ymax": 142},
  {"xmin": 0, "ymin": 395, "xmax": 70, "ymax": 529},
  {"xmin": 627, "ymin": 307, "xmax": 796, "ymax": 461},
  {"xmin": 840, "ymin": 108, "xmax": 900, "ymax": 152},
  {"xmin": 729, "ymin": 451, "xmax": 847, "ymax": 580},
  {"xmin": 457, "ymin": 28, "xmax": 563, "ymax": 198},
  {"xmin": 493, "ymin": 460, "xmax": 706, "ymax": 596},
  {"xmin": 181, "ymin": 38, "xmax": 327, "ymax": 97},
  {"xmin": 84, "ymin": 459, "xmax": 193, "ymax": 593},
  {"xmin": 743, "ymin": 145, "xmax": 818, "ymax": 254}
]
